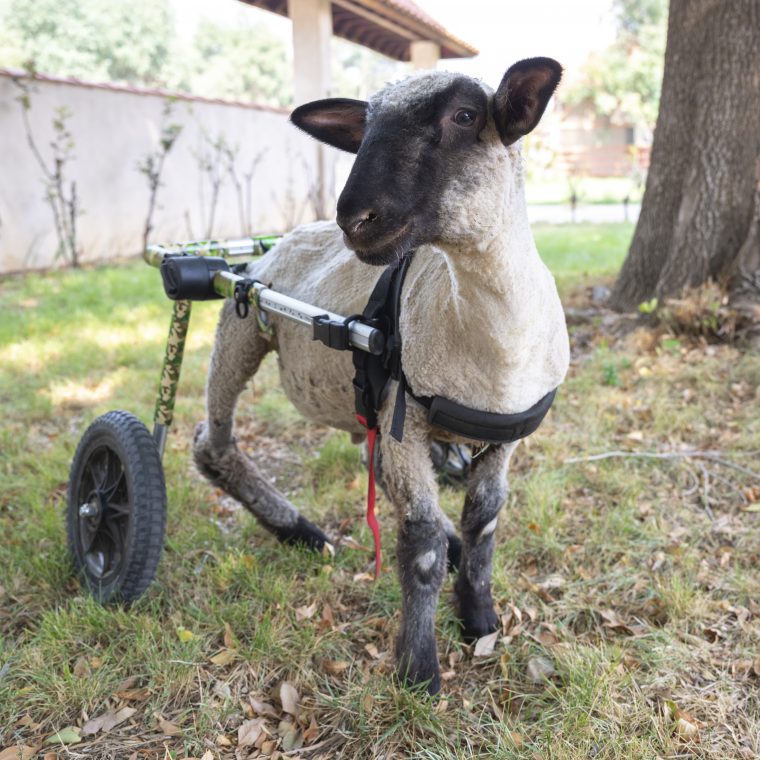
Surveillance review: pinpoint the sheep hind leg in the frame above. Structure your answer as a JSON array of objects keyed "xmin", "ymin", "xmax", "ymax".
[
  {"xmin": 193, "ymin": 302, "xmax": 329, "ymax": 550},
  {"xmin": 455, "ymin": 443, "xmax": 516, "ymax": 642}
]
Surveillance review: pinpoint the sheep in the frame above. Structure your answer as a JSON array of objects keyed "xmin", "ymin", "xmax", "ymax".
[{"xmin": 193, "ymin": 57, "xmax": 570, "ymax": 695}]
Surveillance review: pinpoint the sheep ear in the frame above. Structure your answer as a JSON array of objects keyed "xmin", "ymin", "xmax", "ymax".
[
  {"xmin": 493, "ymin": 57, "xmax": 562, "ymax": 147},
  {"xmin": 290, "ymin": 98, "xmax": 367, "ymax": 154}
]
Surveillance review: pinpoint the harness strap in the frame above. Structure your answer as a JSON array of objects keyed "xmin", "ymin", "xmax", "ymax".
[
  {"xmin": 408, "ymin": 386, "xmax": 557, "ymax": 444},
  {"xmin": 356, "ymin": 414, "xmax": 382, "ymax": 579},
  {"xmin": 349, "ymin": 249, "xmax": 558, "ymax": 578}
]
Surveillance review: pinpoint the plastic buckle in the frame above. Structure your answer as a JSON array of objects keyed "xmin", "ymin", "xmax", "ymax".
[
  {"xmin": 234, "ymin": 279, "xmax": 254, "ymax": 319},
  {"xmin": 312, "ymin": 314, "xmax": 351, "ymax": 350}
]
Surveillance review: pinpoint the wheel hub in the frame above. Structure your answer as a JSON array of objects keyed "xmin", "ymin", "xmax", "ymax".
[{"xmin": 79, "ymin": 494, "xmax": 100, "ymax": 519}]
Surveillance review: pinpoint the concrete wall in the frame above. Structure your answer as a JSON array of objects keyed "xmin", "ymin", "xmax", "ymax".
[{"xmin": 0, "ymin": 70, "xmax": 325, "ymax": 273}]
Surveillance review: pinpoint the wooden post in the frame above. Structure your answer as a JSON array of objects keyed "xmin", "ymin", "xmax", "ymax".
[{"xmin": 289, "ymin": 0, "xmax": 334, "ymax": 219}]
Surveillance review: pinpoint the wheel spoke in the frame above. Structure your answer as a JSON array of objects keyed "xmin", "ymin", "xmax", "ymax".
[
  {"xmin": 80, "ymin": 519, "xmax": 99, "ymax": 553},
  {"xmin": 78, "ymin": 466, "xmax": 96, "ymax": 501},
  {"xmin": 87, "ymin": 449, "xmax": 108, "ymax": 490},
  {"xmin": 102, "ymin": 449, "xmax": 125, "ymax": 496},
  {"xmin": 106, "ymin": 500, "xmax": 131, "ymax": 517},
  {"xmin": 102, "ymin": 514, "xmax": 126, "ymax": 558}
]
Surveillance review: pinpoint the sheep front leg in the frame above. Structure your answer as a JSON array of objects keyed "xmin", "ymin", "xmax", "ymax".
[
  {"xmin": 379, "ymin": 404, "xmax": 446, "ymax": 695},
  {"xmin": 455, "ymin": 443, "xmax": 517, "ymax": 642}
]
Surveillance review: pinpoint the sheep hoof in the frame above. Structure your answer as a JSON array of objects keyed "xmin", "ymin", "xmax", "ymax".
[
  {"xmin": 269, "ymin": 515, "xmax": 330, "ymax": 551},
  {"xmin": 455, "ymin": 579, "xmax": 499, "ymax": 642},
  {"xmin": 396, "ymin": 654, "xmax": 441, "ymax": 697},
  {"xmin": 458, "ymin": 605, "xmax": 500, "ymax": 644}
]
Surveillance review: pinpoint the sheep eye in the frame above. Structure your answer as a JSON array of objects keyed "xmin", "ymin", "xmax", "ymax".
[{"xmin": 453, "ymin": 109, "xmax": 476, "ymax": 127}]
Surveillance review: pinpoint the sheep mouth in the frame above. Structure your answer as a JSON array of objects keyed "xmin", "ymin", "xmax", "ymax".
[{"xmin": 344, "ymin": 221, "xmax": 415, "ymax": 266}]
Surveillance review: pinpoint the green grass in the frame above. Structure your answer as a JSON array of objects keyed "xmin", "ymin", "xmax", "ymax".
[
  {"xmin": 526, "ymin": 176, "xmax": 644, "ymax": 206},
  {"xmin": 1, "ymin": 225, "xmax": 759, "ymax": 759},
  {"xmin": 534, "ymin": 222, "xmax": 634, "ymax": 293}
]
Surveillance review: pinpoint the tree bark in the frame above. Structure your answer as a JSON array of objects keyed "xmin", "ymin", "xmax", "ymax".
[{"xmin": 610, "ymin": 0, "xmax": 760, "ymax": 311}]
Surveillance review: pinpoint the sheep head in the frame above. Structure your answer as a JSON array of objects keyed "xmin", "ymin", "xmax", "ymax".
[{"xmin": 291, "ymin": 58, "xmax": 562, "ymax": 265}]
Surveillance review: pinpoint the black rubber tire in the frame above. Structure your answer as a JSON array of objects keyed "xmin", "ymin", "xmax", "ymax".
[{"xmin": 67, "ymin": 410, "xmax": 167, "ymax": 604}]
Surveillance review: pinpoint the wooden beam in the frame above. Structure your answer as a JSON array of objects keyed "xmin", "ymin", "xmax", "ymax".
[
  {"xmin": 332, "ymin": 0, "xmax": 417, "ymax": 43},
  {"xmin": 346, "ymin": 0, "xmax": 476, "ymax": 56}
]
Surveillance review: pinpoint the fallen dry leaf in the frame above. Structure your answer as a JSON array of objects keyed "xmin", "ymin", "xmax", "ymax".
[
  {"xmin": 223, "ymin": 621, "xmax": 236, "ymax": 649},
  {"xmin": 665, "ymin": 699, "xmax": 704, "ymax": 742},
  {"xmin": 72, "ymin": 656, "xmax": 89, "ymax": 678},
  {"xmin": 209, "ymin": 648, "xmax": 236, "ymax": 666},
  {"xmin": 250, "ymin": 697, "xmax": 279, "ymax": 718},
  {"xmin": 154, "ymin": 714, "xmax": 182, "ymax": 737},
  {"xmin": 44, "ymin": 726, "xmax": 81, "ymax": 745},
  {"xmin": 364, "ymin": 643, "xmax": 380, "ymax": 659},
  {"xmin": 238, "ymin": 718, "xmax": 265, "ymax": 749},
  {"xmin": 323, "ymin": 659, "xmax": 349, "ymax": 675},
  {"xmin": 303, "ymin": 716, "xmax": 319, "ymax": 744},
  {"xmin": 295, "ymin": 602, "xmax": 317, "ymax": 621},
  {"xmin": 536, "ymin": 628, "xmax": 559, "ymax": 647},
  {"xmin": 338, "ymin": 535, "xmax": 371, "ymax": 552},
  {"xmin": 473, "ymin": 631, "xmax": 499, "ymax": 657},
  {"xmin": 600, "ymin": 608, "xmax": 636, "ymax": 635},
  {"xmin": 116, "ymin": 687, "xmax": 150, "ymax": 701},
  {"xmin": 81, "ymin": 706, "xmax": 136, "ymax": 736},
  {"xmin": 526, "ymin": 656, "xmax": 555, "ymax": 684},
  {"xmin": 278, "ymin": 682, "xmax": 300, "ymax": 716},
  {"xmin": 321, "ymin": 604, "xmax": 335, "ymax": 626},
  {"xmin": 15, "ymin": 716, "xmax": 41, "ymax": 731},
  {"xmin": 0, "ymin": 747, "xmax": 37, "ymax": 760},
  {"xmin": 675, "ymin": 717, "xmax": 700, "ymax": 741},
  {"xmin": 278, "ymin": 720, "xmax": 303, "ymax": 752},
  {"xmin": 115, "ymin": 675, "xmax": 138, "ymax": 691}
]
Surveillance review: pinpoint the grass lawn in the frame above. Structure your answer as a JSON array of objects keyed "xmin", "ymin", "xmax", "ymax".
[
  {"xmin": 526, "ymin": 177, "xmax": 644, "ymax": 206},
  {"xmin": 1, "ymin": 224, "xmax": 759, "ymax": 759}
]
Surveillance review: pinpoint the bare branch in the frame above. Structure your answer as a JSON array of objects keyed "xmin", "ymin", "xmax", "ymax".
[{"xmin": 563, "ymin": 449, "xmax": 760, "ymax": 482}]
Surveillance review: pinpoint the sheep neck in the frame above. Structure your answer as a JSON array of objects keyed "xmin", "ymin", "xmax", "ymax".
[{"xmin": 400, "ymin": 214, "xmax": 560, "ymax": 414}]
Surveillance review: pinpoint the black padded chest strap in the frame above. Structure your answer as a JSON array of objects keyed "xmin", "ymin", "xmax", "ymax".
[
  {"xmin": 410, "ymin": 387, "xmax": 557, "ymax": 444},
  {"xmin": 351, "ymin": 250, "xmax": 558, "ymax": 445}
]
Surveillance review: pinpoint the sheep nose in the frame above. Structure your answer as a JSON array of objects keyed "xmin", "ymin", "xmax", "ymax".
[{"xmin": 337, "ymin": 210, "xmax": 378, "ymax": 237}]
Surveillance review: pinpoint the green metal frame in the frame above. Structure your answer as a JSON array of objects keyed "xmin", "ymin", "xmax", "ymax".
[{"xmin": 144, "ymin": 235, "xmax": 280, "ymax": 457}]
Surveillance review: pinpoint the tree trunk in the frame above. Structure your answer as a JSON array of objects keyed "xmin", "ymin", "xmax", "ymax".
[
  {"xmin": 610, "ymin": 0, "xmax": 760, "ymax": 311},
  {"xmin": 728, "ymin": 159, "xmax": 760, "ymax": 340}
]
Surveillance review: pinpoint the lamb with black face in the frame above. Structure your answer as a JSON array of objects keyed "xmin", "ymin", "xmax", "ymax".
[{"xmin": 194, "ymin": 58, "xmax": 568, "ymax": 698}]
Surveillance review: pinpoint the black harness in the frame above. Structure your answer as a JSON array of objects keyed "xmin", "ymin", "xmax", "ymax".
[{"xmin": 348, "ymin": 251, "xmax": 557, "ymax": 443}]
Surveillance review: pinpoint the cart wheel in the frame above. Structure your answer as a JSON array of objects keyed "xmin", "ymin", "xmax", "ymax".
[{"xmin": 67, "ymin": 410, "xmax": 166, "ymax": 604}]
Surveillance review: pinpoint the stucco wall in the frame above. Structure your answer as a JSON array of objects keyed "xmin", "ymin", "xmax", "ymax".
[{"xmin": 0, "ymin": 70, "xmax": 326, "ymax": 273}]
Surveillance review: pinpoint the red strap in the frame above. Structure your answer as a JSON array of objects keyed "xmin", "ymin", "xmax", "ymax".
[{"xmin": 357, "ymin": 414, "xmax": 382, "ymax": 579}]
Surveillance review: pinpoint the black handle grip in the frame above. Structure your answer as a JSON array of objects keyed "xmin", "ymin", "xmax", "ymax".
[{"xmin": 160, "ymin": 255, "xmax": 230, "ymax": 301}]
